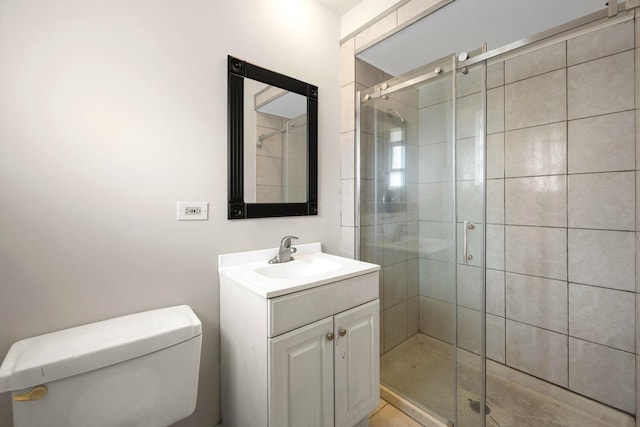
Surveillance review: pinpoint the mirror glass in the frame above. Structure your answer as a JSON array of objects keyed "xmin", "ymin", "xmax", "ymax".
[
  {"xmin": 227, "ymin": 55, "xmax": 318, "ymax": 220},
  {"xmin": 243, "ymin": 78, "xmax": 308, "ymax": 203}
]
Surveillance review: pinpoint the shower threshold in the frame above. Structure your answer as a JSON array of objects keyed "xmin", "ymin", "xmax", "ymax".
[{"xmin": 380, "ymin": 334, "xmax": 634, "ymax": 427}]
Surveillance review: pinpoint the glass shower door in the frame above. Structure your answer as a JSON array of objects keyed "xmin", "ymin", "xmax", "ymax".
[
  {"xmin": 358, "ymin": 53, "xmax": 487, "ymax": 427},
  {"xmin": 453, "ymin": 60, "xmax": 487, "ymax": 427}
]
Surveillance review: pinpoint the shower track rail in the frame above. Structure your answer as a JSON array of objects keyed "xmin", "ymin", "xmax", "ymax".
[{"xmin": 358, "ymin": 2, "xmax": 632, "ymax": 102}]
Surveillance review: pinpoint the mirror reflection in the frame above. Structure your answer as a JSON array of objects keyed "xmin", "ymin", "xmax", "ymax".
[
  {"xmin": 227, "ymin": 55, "xmax": 317, "ymax": 220},
  {"xmin": 244, "ymin": 79, "xmax": 308, "ymax": 203}
]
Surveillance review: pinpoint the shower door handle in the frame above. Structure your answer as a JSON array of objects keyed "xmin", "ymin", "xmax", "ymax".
[{"xmin": 463, "ymin": 221, "xmax": 475, "ymax": 264}]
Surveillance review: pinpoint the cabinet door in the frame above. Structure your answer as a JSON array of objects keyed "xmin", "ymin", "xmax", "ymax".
[
  {"xmin": 269, "ymin": 317, "xmax": 334, "ymax": 427},
  {"xmin": 334, "ymin": 300, "xmax": 380, "ymax": 427}
]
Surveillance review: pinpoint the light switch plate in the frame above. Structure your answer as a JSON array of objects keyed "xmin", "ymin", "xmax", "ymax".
[{"xmin": 177, "ymin": 201, "xmax": 209, "ymax": 221}]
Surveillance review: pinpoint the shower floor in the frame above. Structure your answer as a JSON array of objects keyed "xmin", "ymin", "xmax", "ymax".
[{"xmin": 380, "ymin": 334, "xmax": 635, "ymax": 427}]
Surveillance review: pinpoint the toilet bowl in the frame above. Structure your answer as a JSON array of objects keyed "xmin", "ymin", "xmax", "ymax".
[{"xmin": 0, "ymin": 305, "xmax": 202, "ymax": 427}]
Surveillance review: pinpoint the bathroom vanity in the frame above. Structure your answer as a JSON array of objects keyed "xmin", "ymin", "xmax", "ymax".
[{"xmin": 219, "ymin": 242, "xmax": 380, "ymax": 427}]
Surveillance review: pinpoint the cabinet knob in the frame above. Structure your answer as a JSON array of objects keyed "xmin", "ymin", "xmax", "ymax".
[
  {"xmin": 326, "ymin": 332, "xmax": 334, "ymax": 341},
  {"xmin": 339, "ymin": 329, "xmax": 347, "ymax": 337}
]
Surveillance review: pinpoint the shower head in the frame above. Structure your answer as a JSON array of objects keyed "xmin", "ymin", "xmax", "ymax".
[{"xmin": 387, "ymin": 110, "xmax": 406, "ymax": 124}]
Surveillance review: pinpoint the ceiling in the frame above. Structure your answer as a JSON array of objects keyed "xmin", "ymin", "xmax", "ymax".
[
  {"xmin": 358, "ymin": 0, "xmax": 607, "ymax": 77},
  {"xmin": 315, "ymin": 0, "xmax": 363, "ymax": 15}
]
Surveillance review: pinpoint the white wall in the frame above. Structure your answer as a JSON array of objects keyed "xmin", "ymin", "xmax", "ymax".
[{"xmin": 0, "ymin": 1, "xmax": 341, "ymax": 426}]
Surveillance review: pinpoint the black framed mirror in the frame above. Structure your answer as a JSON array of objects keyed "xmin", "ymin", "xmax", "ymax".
[{"xmin": 227, "ymin": 55, "xmax": 318, "ymax": 219}]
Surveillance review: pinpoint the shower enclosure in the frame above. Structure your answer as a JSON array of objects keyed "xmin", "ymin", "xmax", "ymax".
[{"xmin": 356, "ymin": 6, "xmax": 637, "ymax": 427}]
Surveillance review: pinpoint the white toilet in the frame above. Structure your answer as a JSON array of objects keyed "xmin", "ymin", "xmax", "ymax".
[{"xmin": 0, "ymin": 305, "xmax": 202, "ymax": 427}]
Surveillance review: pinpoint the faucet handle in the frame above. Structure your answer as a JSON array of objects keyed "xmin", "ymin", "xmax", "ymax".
[{"xmin": 280, "ymin": 235, "xmax": 299, "ymax": 248}]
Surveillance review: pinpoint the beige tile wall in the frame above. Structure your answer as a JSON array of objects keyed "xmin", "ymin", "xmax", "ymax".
[
  {"xmin": 488, "ymin": 20, "xmax": 637, "ymax": 414},
  {"xmin": 340, "ymin": 37, "xmax": 356, "ymax": 259}
]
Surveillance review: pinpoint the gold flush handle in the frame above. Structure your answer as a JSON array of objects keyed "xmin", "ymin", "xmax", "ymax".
[{"xmin": 14, "ymin": 385, "xmax": 48, "ymax": 402}]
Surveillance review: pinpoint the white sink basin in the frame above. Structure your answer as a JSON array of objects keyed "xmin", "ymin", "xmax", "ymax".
[
  {"xmin": 255, "ymin": 256, "xmax": 342, "ymax": 279},
  {"xmin": 219, "ymin": 242, "xmax": 380, "ymax": 298}
]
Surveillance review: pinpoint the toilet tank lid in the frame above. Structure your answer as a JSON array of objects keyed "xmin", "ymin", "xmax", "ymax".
[{"xmin": 0, "ymin": 305, "xmax": 202, "ymax": 393}]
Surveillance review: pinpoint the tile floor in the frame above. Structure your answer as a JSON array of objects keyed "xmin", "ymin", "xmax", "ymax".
[{"xmin": 378, "ymin": 333, "xmax": 635, "ymax": 427}]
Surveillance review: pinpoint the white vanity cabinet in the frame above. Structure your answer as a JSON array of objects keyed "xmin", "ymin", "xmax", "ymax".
[
  {"xmin": 270, "ymin": 299, "xmax": 379, "ymax": 427},
  {"xmin": 219, "ymin": 243, "xmax": 380, "ymax": 427}
]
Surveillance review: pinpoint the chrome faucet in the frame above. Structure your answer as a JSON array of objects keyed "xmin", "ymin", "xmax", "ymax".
[{"xmin": 269, "ymin": 236, "xmax": 299, "ymax": 264}]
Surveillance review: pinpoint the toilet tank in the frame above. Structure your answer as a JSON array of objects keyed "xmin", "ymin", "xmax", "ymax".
[{"xmin": 0, "ymin": 305, "xmax": 202, "ymax": 427}]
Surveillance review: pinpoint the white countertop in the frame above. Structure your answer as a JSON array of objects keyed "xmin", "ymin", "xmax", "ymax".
[{"xmin": 218, "ymin": 242, "xmax": 380, "ymax": 298}]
